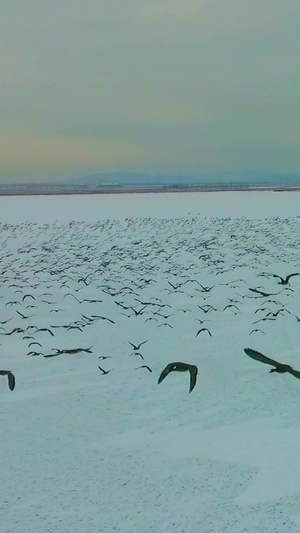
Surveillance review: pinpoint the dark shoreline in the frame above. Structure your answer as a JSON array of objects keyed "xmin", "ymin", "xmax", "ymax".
[{"xmin": 0, "ymin": 185, "xmax": 300, "ymax": 196}]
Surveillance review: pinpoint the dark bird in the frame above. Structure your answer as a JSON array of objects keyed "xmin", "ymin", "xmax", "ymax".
[
  {"xmin": 16, "ymin": 310, "xmax": 34, "ymax": 320},
  {"xmin": 98, "ymin": 365, "xmax": 113, "ymax": 375},
  {"xmin": 135, "ymin": 365, "xmax": 152, "ymax": 372},
  {"xmin": 1, "ymin": 327, "xmax": 24, "ymax": 335},
  {"xmin": 130, "ymin": 352, "xmax": 144, "ymax": 360},
  {"xmin": 22, "ymin": 294, "xmax": 36, "ymax": 302},
  {"xmin": 0, "ymin": 318, "xmax": 13, "ymax": 325},
  {"xmin": 34, "ymin": 328, "xmax": 55, "ymax": 336},
  {"xmin": 90, "ymin": 315, "xmax": 115, "ymax": 324},
  {"xmin": 51, "ymin": 347, "xmax": 93, "ymax": 355},
  {"xmin": 158, "ymin": 362, "xmax": 198, "ymax": 393},
  {"xmin": 249, "ymin": 329, "xmax": 265, "ymax": 335},
  {"xmin": 252, "ymin": 317, "xmax": 276, "ymax": 324},
  {"xmin": 98, "ymin": 356, "xmax": 112, "ymax": 360},
  {"xmin": 197, "ymin": 305, "xmax": 214, "ymax": 314},
  {"xmin": 244, "ymin": 348, "xmax": 300, "ymax": 378},
  {"xmin": 266, "ymin": 309, "xmax": 291, "ymax": 318},
  {"xmin": 0, "ymin": 370, "xmax": 15, "ymax": 391},
  {"xmin": 28, "ymin": 342, "xmax": 43, "ymax": 348},
  {"xmin": 272, "ymin": 273, "xmax": 299, "ymax": 285},
  {"xmin": 223, "ymin": 304, "xmax": 239, "ymax": 312},
  {"xmin": 249, "ymin": 288, "xmax": 283, "ymax": 297},
  {"xmin": 195, "ymin": 328, "xmax": 212, "ymax": 337},
  {"xmin": 129, "ymin": 340, "xmax": 148, "ymax": 351}
]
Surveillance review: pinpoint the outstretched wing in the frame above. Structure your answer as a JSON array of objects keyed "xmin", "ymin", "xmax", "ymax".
[
  {"xmin": 157, "ymin": 363, "xmax": 173, "ymax": 384},
  {"xmin": 189, "ymin": 366, "xmax": 198, "ymax": 393},
  {"xmin": 244, "ymin": 348, "xmax": 282, "ymax": 368},
  {"xmin": 287, "ymin": 368, "xmax": 300, "ymax": 380},
  {"xmin": 139, "ymin": 341, "xmax": 148, "ymax": 348},
  {"xmin": 249, "ymin": 288, "xmax": 270, "ymax": 297},
  {"xmin": 286, "ymin": 273, "xmax": 299, "ymax": 282},
  {"xmin": 7, "ymin": 371, "xmax": 15, "ymax": 391},
  {"xmin": 272, "ymin": 274, "xmax": 284, "ymax": 282}
]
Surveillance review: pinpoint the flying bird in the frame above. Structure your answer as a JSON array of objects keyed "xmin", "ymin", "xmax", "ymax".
[
  {"xmin": 158, "ymin": 362, "xmax": 198, "ymax": 393},
  {"xmin": 130, "ymin": 352, "xmax": 144, "ymax": 360},
  {"xmin": 249, "ymin": 288, "xmax": 283, "ymax": 297},
  {"xmin": 129, "ymin": 341, "xmax": 148, "ymax": 351},
  {"xmin": 16, "ymin": 310, "xmax": 35, "ymax": 320},
  {"xmin": 272, "ymin": 273, "xmax": 299, "ymax": 285},
  {"xmin": 0, "ymin": 370, "xmax": 15, "ymax": 391},
  {"xmin": 249, "ymin": 329, "xmax": 265, "ymax": 335},
  {"xmin": 22, "ymin": 294, "xmax": 36, "ymax": 302},
  {"xmin": 244, "ymin": 348, "xmax": 300, "ymax": 378},
  {"xmin": 98, "ymin": 366, "xmax": 113, "ymax": 375},
  {"xmin": 195, "ymin": 328, "xmax": 212, "ymax": 337},
  {"xmin": 135, "ymin": 365, "xmax": 152, "ymax": 373}
]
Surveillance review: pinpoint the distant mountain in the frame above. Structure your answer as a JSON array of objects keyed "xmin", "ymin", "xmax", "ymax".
[
  {"xmin": 1, "ymin": 171, "xmax": 300, "ymax": 189},
  {"xmin": 70, "ymin": 171, "xmax": 300, "ymax": 187},
  {"xmin": 72, "ymin": 173, "xmax": 190, "ymax": 186}
]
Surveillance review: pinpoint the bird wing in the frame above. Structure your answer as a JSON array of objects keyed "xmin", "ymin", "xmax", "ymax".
[
  {"xmin": 244, "ymin": 348, "xmax": 282, "ymax": 368},
  {"xmin": 157, "ymin": 363, "xmax": 173, "ymax": 384},
  {"xmin": 272, "ymin": 274, "xmax": 284, "ymax": 282},
  {"xmin": 286, "ymin": 273, "xmax": 299, "ymax": 282},
  {"xmin": 189, "ymin": 366, "xmax": 198, "ymax": 393},
  {"xmin": 7, "ymin": 371, "xmax": 15, "ymax": 391},
  {"xmin": 249, "ymin": 288, "xmax": 269, "ymax": 296},
  {"xmin": 287, "ymin": 368, "xmax": 300, "ymax": 379},
  {"xmin": 139, "ymin": 340, "xmax": 147, "ymax": 347},
  {"xmin": 140, "ymin": 365, "xmax": 152, "ymax": 372}
]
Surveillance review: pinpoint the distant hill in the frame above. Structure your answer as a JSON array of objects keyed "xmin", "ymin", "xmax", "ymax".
[{"xmin": 70, "ymin": 171, "xmax": 300, "ymax": 187}]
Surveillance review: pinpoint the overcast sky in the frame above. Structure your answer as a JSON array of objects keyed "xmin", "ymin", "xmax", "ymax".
[{"xmin": 1, "ymin": 0, "xmax": 300, "ymax": 183}]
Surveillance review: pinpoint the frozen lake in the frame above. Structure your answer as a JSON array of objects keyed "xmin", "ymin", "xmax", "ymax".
[
  {"xmin": 1, "ymin": 191, "xmax": 300, "ymax": 532},
  {"xmin": 1, "ymin": 190, "xmax": 300, "ymax": 222}
]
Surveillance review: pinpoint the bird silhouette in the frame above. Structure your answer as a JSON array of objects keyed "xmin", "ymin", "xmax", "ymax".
[
  {"xmin": 244, "ymin": 348, "xmax": 300, "ymax": 378},
  {"xmin": 16, "ymin": 310, "xmax": 34, "ymax": 320},
  {"xmin": 129, "ymin": 341, "xmax": 148, "ymax": 350},
  {"xmin": 135, "ymin": 365, "xmax": 152, "ymax": 373},
  {"xmin": 158, "ymin": 362, "xmax": 198, "ymax": 393},
  {"xmin": 249, "ymin": 288, "xmax": 283, "ymax": 297},
  {"xmin": 195, "ymin": 328, "xmax": 212, "ymax": 337},
  {"xmin": 98, "ymin": 366, "xmax": 113, "ymax": 375},
  {"xmin": 0, "ymin": 370, "xmax": 15, "ymax": 391},
  {"xmin": 272, "ymin": 273, "xmax": 299, "ymax": 285},
  {"xmin": 130, "ymin": 352, "xmax": 144, "ymax": 360}
]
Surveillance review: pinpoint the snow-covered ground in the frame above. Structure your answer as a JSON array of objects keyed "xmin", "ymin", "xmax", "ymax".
[{"xmin": 1, "ymin": 192, "xmax": 300, "ymax": 532}]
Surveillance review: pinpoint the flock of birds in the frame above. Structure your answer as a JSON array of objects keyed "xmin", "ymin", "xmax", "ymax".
[{"xmin": 1, "ymin": 214, "xmax": 300, "ymax": 396}]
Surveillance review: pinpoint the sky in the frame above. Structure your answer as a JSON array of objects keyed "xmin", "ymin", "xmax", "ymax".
[{"xmin": 1, "ymin": 0, "xmax": 300, "ymax": 183}]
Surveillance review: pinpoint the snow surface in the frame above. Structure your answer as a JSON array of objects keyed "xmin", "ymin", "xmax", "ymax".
[{"xmin": 1, "ymin": 192, "xmax": 300, "ymax": 532}]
